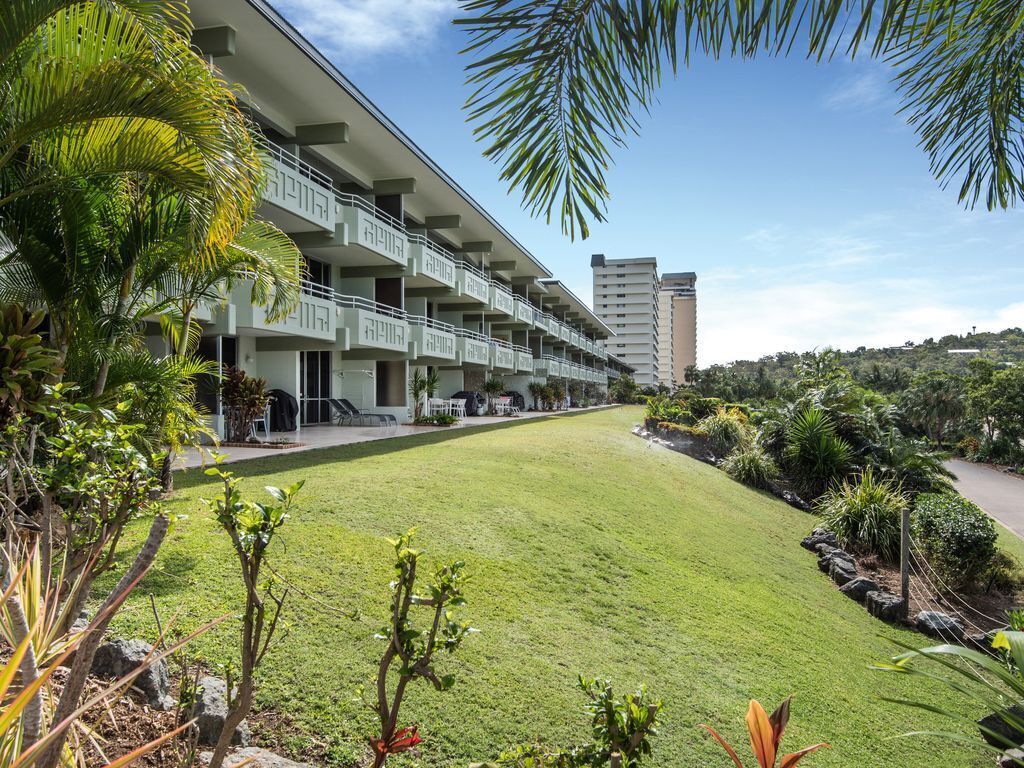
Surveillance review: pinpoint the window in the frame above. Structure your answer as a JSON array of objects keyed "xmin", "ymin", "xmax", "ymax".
[{"xmin": 616, "ymin": 293, "xmax": 625, "ymax": 298}]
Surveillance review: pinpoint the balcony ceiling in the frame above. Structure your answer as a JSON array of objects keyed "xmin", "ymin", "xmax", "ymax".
[{"xmin": 188, "ymin": 0, "xmax": 552, "ymax": 281}]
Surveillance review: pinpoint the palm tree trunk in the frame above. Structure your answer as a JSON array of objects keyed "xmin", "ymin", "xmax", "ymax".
[{"xmin": 93, "ymin": 262, "xmax": 137, "ymax": 397}]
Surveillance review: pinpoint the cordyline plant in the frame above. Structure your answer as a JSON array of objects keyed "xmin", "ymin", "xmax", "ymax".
[
  {"xmin": 203, "ymin": 459, "xmax": 302, "ymax": 768},
  {"xmin": 368, "ymin": 530, "xmax": 474, "ymax": 768},
  {"xmin": 700, "ymin": 697, "xmax": 828, "ymax": 768},
  {"xmin": 221, "ymin": 366, "xmax": 270, "ymax": 443},
  {"xmin": 475, "ymin": 677, "xmax": 662, "ymax": 768}
]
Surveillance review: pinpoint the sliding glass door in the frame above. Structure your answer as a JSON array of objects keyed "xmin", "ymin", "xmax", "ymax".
[{"xmin": 300, "ymin": 350, "xmax": 331, "ymax": 424}]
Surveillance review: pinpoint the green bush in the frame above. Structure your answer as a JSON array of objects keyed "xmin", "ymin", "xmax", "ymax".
[
  {"xmin": 644, "ymin": 394, "xmax": 686, "ymax": 425},
  {"xmin": 721, "ymin": 444, "xmax": 780, "ymax": 490},
  {"xmin": 956, "ymin": 435, "xmax": 980, "ymax": 460},
  {"xmin": 817, "ymin": 468, "xmax": 908, "ymax": 561},
  {"xmin": 912, "ymin": 493, "xmax": 998, "ymax": 590},
  {"xmin": 696, "ymin": 407, "xmax": 751, "ymax": 456},
  {"xmin": 686, "ymin": 396, "xmax": 725, "ymax": 420}
]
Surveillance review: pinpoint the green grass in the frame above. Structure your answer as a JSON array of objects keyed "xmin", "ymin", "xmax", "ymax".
[{"xmin": 113, "ymin": 406, "xmax": 991, "ymax": 767}]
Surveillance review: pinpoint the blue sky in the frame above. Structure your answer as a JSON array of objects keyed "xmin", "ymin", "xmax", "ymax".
[{"xmin": 269, "ymin": 0, "xmax": 1024, "ymax": 365}]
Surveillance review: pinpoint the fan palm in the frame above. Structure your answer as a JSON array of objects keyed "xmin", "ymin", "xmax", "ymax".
[
  {"xmin": 458, "ymin": 0, "xmax": 1024, "ymax": 238},
  {"xmin": 783, "ymin": 406, "xmax": 854, "ymax": 499}
]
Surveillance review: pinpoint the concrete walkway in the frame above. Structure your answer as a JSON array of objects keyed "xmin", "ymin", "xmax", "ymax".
[
  {"xmin": 947, "ymin": 458, "xmax": 1024, "ymax": 538},
  {"xmin": 179, "ymin": 406, "xmax": 613, "ymax": 470}
]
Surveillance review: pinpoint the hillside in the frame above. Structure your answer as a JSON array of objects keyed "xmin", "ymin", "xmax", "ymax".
[{"xmin": 112, "ymin": 408, "xmax": 993, "ymax": 767}]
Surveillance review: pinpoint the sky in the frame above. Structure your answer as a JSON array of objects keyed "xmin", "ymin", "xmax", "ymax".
[{"xmin": 268, "ymin": 0, "xmax": 1024, "ymax": 365}]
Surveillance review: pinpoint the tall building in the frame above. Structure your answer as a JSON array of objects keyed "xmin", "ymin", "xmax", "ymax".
[
  {"xmin": 659, "ymin": 273, "xmax": 697, "ymax": 387},
  {"xmin": 591, "ymin": 255, "xmax": 660, "ymax": 386}
]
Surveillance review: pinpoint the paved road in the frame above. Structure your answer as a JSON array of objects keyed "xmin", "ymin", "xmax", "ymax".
[{"xmin": 946, "ymin": 459, "xmax": 1024, "ymax": 538}]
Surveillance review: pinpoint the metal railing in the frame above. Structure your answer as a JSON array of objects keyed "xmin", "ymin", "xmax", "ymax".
[
  {"xmin": 334, "ymin": 294, "xmax": 407, "ymax": 320},
  {"xmin": 406, "ymin": 314, "xmax": 455, "ymax": 333},
  {"xmin": 407, "ymin": 233, "xmax": 455, "ymax": 261},
  {"xmin": 266, "ymin": 142, "xmax": 334, "ymax": 189},
  {"xmin": 456, "ymin": 258, "xmax": 488, "ymax": 280},
  {"xmin": 300, "ymin": 280, "xmax": 335, "ymax": 301},
  {"xmin": 512, "ymin": 344, "xmax": 531, "ymax": 354},
  {"xmin": 452, "ymin": 327, "xmax": 491, "ymax": 343},
  {"xmin": 335, "ymin": 192, "xmax": 406, "ymax": 232}
]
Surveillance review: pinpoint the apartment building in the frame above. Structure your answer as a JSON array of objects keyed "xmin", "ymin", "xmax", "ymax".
[
  {"xmin": 169, "ymin": 0, "xmax": 614, "ymax": 434},
  {"xmin": 590, "ymin": 255, "xmax": 660, "ymax": 386},
  {"xmin": 659, "ymin": 273, "xmax": 697, "ymax": 387}
]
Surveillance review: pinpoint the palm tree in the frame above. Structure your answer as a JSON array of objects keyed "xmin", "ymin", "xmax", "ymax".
[
  {"xmin": 409, "ymin": 368, "xmax": 428, "ymax": 419},
  {"xmin": 483, "ymin": 375, "xmax": 505, "ymax": 414},
  {"xmin": 458, "ymin": 0, "xmax": 1024, "ymax": 238},
  {"xmin": 901, "ymin": 370, "xmax": 966, "ymax": 445}
]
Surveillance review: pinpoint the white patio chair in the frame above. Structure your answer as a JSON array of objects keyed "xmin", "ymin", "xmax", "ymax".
[
  {"xmin": 449, "ymin": 398, "xmax": 466, "ymax": 419},
  {"xmin": 250, "ymin": 401, "xmax": 271, "ymax": 440},
  {"xmin": 427, "ymin": 398, "xmax": 445, "ymax": 417},
  {"xmin": 495, "ymin": 396, "xmax": 511, "ymax": 416}
]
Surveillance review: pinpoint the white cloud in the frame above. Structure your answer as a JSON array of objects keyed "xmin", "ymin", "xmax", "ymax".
[
  {"xmin": 272, "ymin": 0, "xmax": 456, "ymax": 61},
  {"xmin": 824, "ymin": 68, "xmax": 894, "ymax": 111}
]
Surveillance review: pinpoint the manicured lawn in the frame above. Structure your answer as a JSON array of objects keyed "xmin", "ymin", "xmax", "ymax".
[{"xmin": 114, "ymin": 406, "xmax": 990, "ymax": 767}]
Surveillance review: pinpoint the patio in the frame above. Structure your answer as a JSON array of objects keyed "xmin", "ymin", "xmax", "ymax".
[{"xmin": 178, "ymin": 406, "xmax": 612, "ymax": 469}]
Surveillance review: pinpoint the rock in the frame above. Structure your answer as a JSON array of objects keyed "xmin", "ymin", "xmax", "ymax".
[
  {"xmin": 801, "ymin": 528, "xmax": 838, "ymax": 551},
  {"xmin": 916, "ymin": 611, "xmax": 965, "ymax": 642},
  {"xmin": 839, "ymin": 576, "xmax": 879, "ymax": 602},
  {"xmin": 814, "ymin": 543, "xmax": 837, "ymax": 557},
  {"xmin": 199, "ymin": 747, "xmax": 313, "ymax": 768},
  {"xmin": 829, "ymin": 557, "xmax": 858, "ymax": 586},
  {"xmin": 817, "ymin": 549, "xmax": 854, "ymax": 574},
  {"xmin": 979, "ymin": 706, "xmax": 1024, "ymax": 749},
  {"xmin": 192, "ymin": 676, "xmax": 250, "ymax": 747},
  {"xmin": 91, "ymin": 639, "xmax": 173, "ymax": 710},
  {"xmin": 998, "ymin": 747, "xmax": 1024, "ymax": 767},
  {"xmin": 70, "ymin": 611, "xmax": 90, "ymax": 633},
  {"xmin": 866, "ymin": 590, "xmax": 907, "ymax": 623}
]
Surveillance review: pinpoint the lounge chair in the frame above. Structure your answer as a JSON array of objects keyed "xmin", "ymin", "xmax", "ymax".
[{"xmin": 328, "ymin": 398, "xmax": 397, "ymax": 427}]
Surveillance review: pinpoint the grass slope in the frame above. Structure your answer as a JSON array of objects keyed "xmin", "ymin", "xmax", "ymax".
[{"xmin": 114, "ymin": 407, "xmax": 989, "ymax": 767}]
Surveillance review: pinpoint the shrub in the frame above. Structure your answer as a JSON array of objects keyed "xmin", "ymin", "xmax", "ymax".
[
  {"xmin": 221, "ymin": 366, "xmax": 270, "ymax": 443},
  {"xmin": 956, "ymin": 435, "xmax": 981, "ymax": 460},
  {"xmin": 783, "ymin": 406, "xmax": 854, "ymax": 500},
  {"xmin": 687, "ymin": 396, "xmax": 725, "ymax": 420},
  {"xmin": 722, "ymin": 444, "xmax": 780, "ymax": 490},
  {"xmin": 644, "ymin": 394, "xmax": 686, "ymax": 425},
  {"xmin": 912, "ymin": 493, "xmax": 998, "ymax": 590},
  {"xmin": 696, "ymin": 407, "xmax": 751, "ymax": 456},
  {"xmin": 415, "ymin": 413, "xmax": 458, "ymax": 426},
  {"xmin": 817, "ymin": 468, "xmax": 907, "ymax": 561}
]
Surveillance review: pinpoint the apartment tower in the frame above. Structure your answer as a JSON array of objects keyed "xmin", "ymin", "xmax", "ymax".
[
  {"xmin": 591, "ymin": 255, "xmax": 660, "ymax": 386},
  {"xmin": 659, "ymin": 272, "xmax": 697, "ymax": 387}
]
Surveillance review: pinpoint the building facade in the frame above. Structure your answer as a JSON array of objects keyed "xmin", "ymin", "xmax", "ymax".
[
  {"xmin": 659, "ymin": 272, "xmax": 697, "ymax": 387},
  {"xmin": 169, "ymin": 0, "xmax": 616, "ymax": 435},
  {"xmin": 590, "ymin": 255, "xmax": 660, "ymax": 386}
]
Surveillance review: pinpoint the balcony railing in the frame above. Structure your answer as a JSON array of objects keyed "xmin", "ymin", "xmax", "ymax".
[
  {"xmin": 407, "ymin": 234, "xmax": 456, "ymax": 288},
  {"xmin": 407, "ymin": 314, "xmax": 456, "ymax": 359},
  {"xmin": 336, "ymin": 193, "xmax": 408, "ymax": 266},
  {"xmin": 232, "ymin": 278, "xmax": 336, "ymax": 341},
  {"xmin": 489, "ymin": 280, "xmax": 515, "ymax": 316},
  {"xmin": 514, "ymin": 297, "xmax": 534, "ymax": 325},
  {"xmin": 491, "ymin": 344, "xmax": 515, "ymax": 369},
  {"xmin": 453, "ymin": 327, "xmax": 490, "ymax": 365},
  {"xmin": 263, "ymin": 143, "xmax": 335, "ymax": 231},
  {"xmin": 456, "ymin": 259, "xmax": 490, "ymax": 303},
  {"xmin": 336, "ymin": 294, "xmax": 408, "ymax": 352}
]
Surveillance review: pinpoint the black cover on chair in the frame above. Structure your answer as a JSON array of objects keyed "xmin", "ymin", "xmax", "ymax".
[{"xmin": 268, "ymin": 388, "xmax": 298, "ymax": 432}]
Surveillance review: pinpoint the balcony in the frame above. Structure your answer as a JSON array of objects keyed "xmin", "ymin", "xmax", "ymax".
[
  {"xmin": 559, "ymin": 323, "xmax": 571, "ymax": 343},
  {"xmin": 263, "ymin": 144, "xmax": 336, "ymax": 232},
  {"xmin": 490, "ymin": 282, "xmax": 515, "ymax": 316},
  {"xmin": 231, "ymin": 279, "xmax": 336, "ymax": 341},
  {"xmin": 456, "ymin": 261, "xmax": 490, "ymax": 304},
  {"xmin": 514, "ymin": 347, "xmax": 533, "ymax": 373},
  {"xmin": 337, "ymin": 295, "xmax": 408, "ymax": 352},
  {"xmin": 337, "ymin": 194, "xmax": 408, "ymax": 266},
  {"xmin": 454, "ymin": 328, "xmax": 491, "ymax": 366},
  {"xmin": 407, "ymin": 235, "xmax": 456, "ymax": 288},
  {"xmin": 490, "ymin": 342, "xmax": 515, "ymax": 370},
  {"xmin": 408, "ymin": 315, "xmax": 456, "ymax": 360},
  {"xmin": 514, "ymin": 297, "xmax": 534, "ymax": 325}
]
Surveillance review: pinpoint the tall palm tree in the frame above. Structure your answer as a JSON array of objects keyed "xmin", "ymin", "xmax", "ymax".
[{"xmin": 458, "ymin": 0, "xmax": 1024, "ymax": 238}]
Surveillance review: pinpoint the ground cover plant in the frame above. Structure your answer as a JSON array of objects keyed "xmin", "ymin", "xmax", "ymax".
[{"xmin": 111, "ymin": 408, "xmax": 997, "ymax": 767}]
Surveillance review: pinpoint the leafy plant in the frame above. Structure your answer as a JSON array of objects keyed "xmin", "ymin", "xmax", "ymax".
[
  {"xmin": 722, "ymin": 444, "xmax": 780, "ymax": 490},
  {"xmin": 783, "ymin": 407, "xmax": 854, "ymax": 499},
  {"xmin": 410, "ymin": 368, "xmax": 428, "ymax": 420},
  {"xmin": 483, "ymin": 376, "xmax": 505, "ymax": 415},
  {"xmin": 425, "ymin": 368, "xmax": 441, "ymax": 399},
  {"xmin": 816, "ymin": 468, "xmax": 907, "ymax": 561},
  {"xmin": 415, "ymin": 413, "xmax": 459, "ymax": 426},
  {"xmin": 0, "ymin": 306, "xmax": 59, "ymax": 427},
  {"xmin": 528, "ymin": 381, "xmax": 545, "ymax": 410},
  {"xmin": 696, "ymin": 407, "xmax": 752, "ymax": 457},
  {"xmin": 700, "ymin": 696, "xmax": 828, "ymax": 768},
  {"xmin": 550, "ymin": 380, "xmax": 566, "ymax": 410},
  {"xmin": 912, "ymin": 493, "xmax": 998, "ymax": 590},
  {"xmin": 203, "ymin": 460, "xmax": 302, "ymax": 768},
  {"xmin": 368, "ymin": 530, "xmax": 473, "ymax": 768},
  {"xmin": 609, "ymin": 375, "xmax": 641, "ymax": 404},
  {"xmin": 221, "ymin": 366, "xmax": 270, "ymax": 443}
]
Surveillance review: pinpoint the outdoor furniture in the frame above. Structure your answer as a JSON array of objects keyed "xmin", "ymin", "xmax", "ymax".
[
  {"xmin": 449, "ymin": 398, "xmax": 466, "ymax": 419},
  {"xmin": 338, "ymin": 398, "xmax": 398, "ymax": 427},
  {"xmin": 494, "ymin": 396, "xmax": 511, "ymax": 416},
  {"xmin": 250, "ymin": 401, "xmax": 272, "ymax": 440},
  {"xmin": 328, "ymin": 398, "xmax": 391, "ymax": 427},
  {"xmin": 427, "ymin": 398, "xmax": 448, "ymax": 416}
]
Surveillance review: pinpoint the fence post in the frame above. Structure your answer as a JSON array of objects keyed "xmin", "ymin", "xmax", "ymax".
[{"xmin": 900, "ymin": 507, "xmax": 911, "ymax": 618}]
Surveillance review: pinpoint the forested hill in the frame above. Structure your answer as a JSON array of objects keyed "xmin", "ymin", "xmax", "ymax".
[{"xmin": 718, "ymin": 327, "xmax": 1024, "ymax": 383}]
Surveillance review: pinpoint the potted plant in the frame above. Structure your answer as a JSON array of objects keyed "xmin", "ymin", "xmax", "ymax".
[
  {"xmin": 221, "ymin": 366, "xmax": 271, "ymax": 443},
  {"xmin": 409, "ymin": 368, "xmax": 427, "ymax": 420},
  {"xmin": 483, "ymin": 376, "xmax": 505, "ymax": 415},
  {"xmin": 527, "ymin": 381, "xmax": 545, "ymax": 411}
]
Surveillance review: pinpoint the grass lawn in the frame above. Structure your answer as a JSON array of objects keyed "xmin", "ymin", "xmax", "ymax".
[{"xmin": 112, "ymin": 406, "xmax": 993, "ymax": 767}]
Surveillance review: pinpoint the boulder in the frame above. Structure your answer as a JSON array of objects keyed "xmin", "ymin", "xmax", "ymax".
[
  {"xmin": 839, "ymin": 576, "xmax": 879, "ymax": 602},
  {"xmin": 866, "ymin": 590, "xmax": 907, "ymax": 623},
  {"xmin": 979, "ymin": 706, "xmax": 1024, "ymax": 749},
  {"xmin": 801, "ymin": 528, "xmax": 838, "ymax": 551},
  {"xmin": 828, "ymin": 558, "xmax": 858, "ymax": 586},
  {"xmin": 817, "ymin": 549, "xmax": 855, "ymax": 574},
  {"xmin": 814, "ymin": 543, "xmax": 837, "ymax": 557},
  {"xmin": 91, "ymin": 639, "xmax": 173, "ymax": 710},
  {"xmin": 199, "ymin": 748, "xmax": 313, "ymax": 768},
  {"xmin": 998, "ymin": 747, "xmax": 1024, "ymax": 767},
  {"xmin": 192, "ymin": 676, "xmax": 250, "ymax": 747},
  {"xmin": 916, "ymin": 611, "xmax": 965, "ymax": 642}
]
